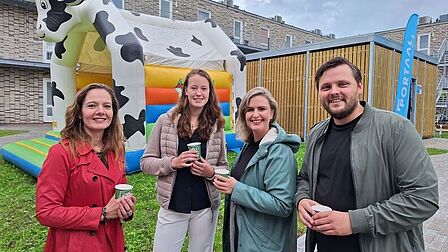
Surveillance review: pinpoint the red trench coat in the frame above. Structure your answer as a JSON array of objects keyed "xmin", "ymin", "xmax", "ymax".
[{"xmin": 36, "ymin": 140, "xmax": 127, "ymax": 252}]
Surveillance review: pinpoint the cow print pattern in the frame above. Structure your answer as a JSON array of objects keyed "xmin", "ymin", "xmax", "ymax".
[
  {"xmin": 115, "ymin": 32, "xmax": 144, "ymax": 64},
  {"xmin": 167, "ymin": 46, "xmax": 190, "ymax": 57},
  {"xmin": 54, "ymin": 36, "xmax": 67, "ymax": 59},
  {"xmin": 43, "ymin": 0, "xmax": 72, "ymax": 32},
  {"xmin": 230, "ymin": 50, "xmax": 246, "ymax": 71},
  {"xmin": 123, "ymin": 109, "xmax": 146, "ymax": 139},
  {"xmin": 191, "ymin": 35, "xmax": 202, "ymax": 46},
  {"xmin": 113, "ymin": 79, "xmax": 129, "ymax": 108},
  {"xmin": 51, "ymin": 81, "xmax": 65, "ymax": 106},
  {"xmin": 134, "ymin": 27, "xmax": 148, "ymax": 42},
  {"xmin": 65, "ymin": 0, "xmax": 84, "ymax": 5},
  {"xmin": 94, "ymin": 37, "xmax": 106, "ymax": 51},
  {"xmin": 93, "ymin": 11, "xmax": 116, "ymax": 42},
  {"xmin": 205, "ymin": 18, "xmax": 217, "ymax": 28}
]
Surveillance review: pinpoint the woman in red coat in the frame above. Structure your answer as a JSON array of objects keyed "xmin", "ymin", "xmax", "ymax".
[{"xmin": 36, "ymin": 83, "xmax": 136, "ymax": 252}]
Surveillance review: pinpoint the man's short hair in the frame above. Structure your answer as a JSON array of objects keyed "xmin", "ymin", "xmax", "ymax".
[{"xmin": 314, "ymin": 57, "xmax": 362, "ymax": 89}]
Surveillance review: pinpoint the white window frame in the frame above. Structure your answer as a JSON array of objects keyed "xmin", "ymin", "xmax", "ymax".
[
  {"xmin": 197, "ymin": 9, "xmax": 211, "ymax": 20},
  {"xmin": 111, "ymin": 0, "xmax": 124, "ymax": 9},
  {"xmin": 233, "ymin": 20, "xmax": 243, "ymax": 44},
  {"xmin": 417, "ymin": 33, "xmax": 430, "ymax": 55},
  {"xmin": 43, "ymin": 41, "xmax": 54, "ymax": 62},
  {"xmin": 260, "ymin": 27, "xmax": 269, "ymax": 47},
  {"xmin": 160, "ymin": 0, "xmax": 173, "ymax": 19},
  {"xmin": 285, "ymin": 34, "xmax": 292, "ymax": 48},
  {"xmin": 43, "ymin": 78, "xmax": 53, "ymax": 122}
]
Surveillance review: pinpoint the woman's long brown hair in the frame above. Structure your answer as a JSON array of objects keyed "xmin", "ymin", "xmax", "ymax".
[
  {"xmin": 171, "ymin": 69, "xmax": 225, "ymax": 141},
  {"xmin": 61, "ymin": 83, "xmax": 124, "ymax": 160}
]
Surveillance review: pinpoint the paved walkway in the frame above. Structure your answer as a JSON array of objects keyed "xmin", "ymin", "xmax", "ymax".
[
  {"xmin": 423, "ymin": 138, "xmax": 448, "ymax": 252},
  {"xmin": 0, "ymin": 123, "xmax": 51, "ymax": 148},
  {"xmin": 297, "ymin": 138, "xmax": 448, "ymax": 252}
]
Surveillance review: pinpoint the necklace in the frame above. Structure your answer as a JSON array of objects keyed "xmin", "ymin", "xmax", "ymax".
[{"xmin": 94, "ymin": 143, "xmax": 105, "ymax": 153}]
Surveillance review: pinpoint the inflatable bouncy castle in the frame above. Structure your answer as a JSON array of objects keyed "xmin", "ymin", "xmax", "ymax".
[{"xmin": 1, "ymin": 0, "xmax": 246, "ymax": 177}]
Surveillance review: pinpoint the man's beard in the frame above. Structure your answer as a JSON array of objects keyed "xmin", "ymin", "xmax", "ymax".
[{"xmin": 322, "ymin": 96, "xmax": 358, "ymax": 120}]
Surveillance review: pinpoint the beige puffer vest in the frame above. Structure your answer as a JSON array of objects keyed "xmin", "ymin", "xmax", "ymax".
[{"xmin": 140, "ymin": 111, "xmax": 228, "ymax": 210}]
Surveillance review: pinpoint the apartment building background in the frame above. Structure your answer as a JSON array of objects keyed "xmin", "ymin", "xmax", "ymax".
[
  {"xmin": 0, "ymin": 0, "xmax": 329, "ymax": 124},
  {"xmin": 378, "ymin": 14, "xmax": 448, "ymax": 123}
]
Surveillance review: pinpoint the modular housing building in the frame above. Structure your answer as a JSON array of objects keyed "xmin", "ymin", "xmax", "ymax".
[{"xmin": 246, "ymin": 34, "xmax": 438, "ymax": 139}]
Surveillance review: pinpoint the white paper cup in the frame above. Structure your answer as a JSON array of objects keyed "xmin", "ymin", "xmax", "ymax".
[
  {"xmin": 187, "ymin": 142, "xmax": 201, "ymax": 160},
  {"xmin": 311, "ymin": 204, "xmax": 332, "ymax": 212},
  {"xmin": 215, "ymin": 168, "xmax": 230, "ymax": 178},
  {"xmin": 115, "ymin": 184, "xmax": 133, "ymax": 199}
]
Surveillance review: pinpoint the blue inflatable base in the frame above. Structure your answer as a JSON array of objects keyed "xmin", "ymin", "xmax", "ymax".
[
  {"xmin": 2, "ymin": 131, "xmax": 243, "ymax": 178},
  {"xmin": 1, "ymin": 149, "xmax": 41, "ymax": 178}
]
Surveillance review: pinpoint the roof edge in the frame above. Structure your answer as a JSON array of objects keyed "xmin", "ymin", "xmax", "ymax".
[{"xmin": 246, "ymin": 33, "xmax": 438, "ymax": 65}]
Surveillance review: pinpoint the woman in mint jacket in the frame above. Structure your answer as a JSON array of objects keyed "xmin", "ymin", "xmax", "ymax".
[{"xmin": 213, "ymin": 87, "xmax": 300, "ymax": 252}]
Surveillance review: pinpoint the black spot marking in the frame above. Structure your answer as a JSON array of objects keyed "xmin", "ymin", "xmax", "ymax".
[
  {"xmin": 191, "ymin": 35, "xmax": 202, "ymax": 46},
  {"xmin": 134, "ymin": 27, "xmax": 148, "ymax": 42},
  {"xmin": 130, "ymin": 11, "xmax": 140, "ymax": 16},
  {"xmin": 51, "ymin": 81, "xmax": 64, "ymax": 106},
  {"xmin": 123, "ymin": 109, "xmax": 146, "ymax": 139},
  {"xmin": 93, "ymin": 11, "xmax": 115, "ymax": 42},
  {"xmin": 115, "ymin": 32, "xmax": 144, "ymax": 64},
  {"xmin": 167, "ymin": 46, "xmax": 190, "ymax": 57},
  {"xmin": 204, "ymin": 18, "xmax": 217, "ymax": 28},
  {"xmin": 113, "ymin": 79, "xmax": 129, "ymax": 108},
  {"xmin": 54, "ymin": 36, "xmax": 67, "ymax": 59},
  {"xmin": 43, "ymin": 0, "xmax": 72, "ymax": 32},
  {"xmin": 235, "ymin": 97, "xmax": 242, "ymax": 121},
  {"xmin": 230, "ymin": 50, "xmax": 246, "ymax": 71},
  {"xmin": 102, "ymin": 0, "xmax": 111, "ymax": 4},
  {"xmin": 65, "ymin": 0, "xmax": 84, "ymax": 5},
  {"xmin": 93, "ymin": 36, "xmax": 106, "ymax": 51}
]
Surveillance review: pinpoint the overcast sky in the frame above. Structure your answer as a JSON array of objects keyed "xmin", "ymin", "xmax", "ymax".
[{"xmin": 224, "ymin": 0, "xmax": 447, "ymax": 38}]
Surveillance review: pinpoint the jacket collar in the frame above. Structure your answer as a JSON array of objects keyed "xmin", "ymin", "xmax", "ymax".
[
  {"xmin": 312, "ymin": 101, "xmax": 371, "ymax": 137},
  {"xmin": 60, "ymin": 139, "xmax": 123, "ymax": 183},
  {"xmin": 352, "ymin": 101, "xmax": 371, "ymax": 133}
]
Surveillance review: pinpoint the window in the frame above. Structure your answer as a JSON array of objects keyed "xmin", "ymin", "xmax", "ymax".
[
  {"xmin": 198, "ymin": 9, "xmax": 210, "ymax": 20},
  {"xmin": 43, "ymin": 41, "xmax": 54, "ymax": 62},
  {"xmin": 160, "ymin": 0, "xmax": 172, "ymax": 19},
  {"xmin": 233, "ymin": 20, "xmax": 243, "ymax": 44},
  {"xmin": 43, "ymin": 78, "xmax": 53, "ymax": 122},
  {"xmin": 111, "ymin": 0, "xmax": 123, "ymax": 9},
  {"xmin": 417, "ymin": 33, "xmax": 430, "ymax": 55},
  {"xmin": 260, "ymin": 27, "xmax": 269, "ymax": 47},
  {"xmin": 285, "ymin": 35, "xmax": 292, "ymax": 48}
]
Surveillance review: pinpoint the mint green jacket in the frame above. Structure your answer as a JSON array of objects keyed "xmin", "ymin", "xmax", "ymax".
[
  {"xmin": 296, "ymin": 102, "xmax": 439, "ymax": 252},
  {"xmin": 223, "ymin": 123, "xmax": 300, "ymax": 252}
]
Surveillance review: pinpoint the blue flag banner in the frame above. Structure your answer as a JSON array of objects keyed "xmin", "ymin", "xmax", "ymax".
[{"xmin": 394, "ymin": 14, "xmax": 419, "ymax": 117}]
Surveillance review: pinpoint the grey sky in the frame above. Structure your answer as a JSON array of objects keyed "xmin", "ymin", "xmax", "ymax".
[{"xmin": 226, "ymin": 0, "xmax": 447, "ymax": 38}]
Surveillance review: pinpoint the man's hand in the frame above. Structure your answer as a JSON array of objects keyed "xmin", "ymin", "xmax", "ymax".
[{"xmin": 312, "ymin": 210, "xmax": 353, "ymax": 236}]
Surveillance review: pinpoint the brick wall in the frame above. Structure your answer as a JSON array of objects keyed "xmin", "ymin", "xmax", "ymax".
[
  {"xmin": 124, "ymin": 0, "xmax": 329, "ymax": 51},
  {"xmin": 0, "ymin": 3, "xmax": 43, "ymax": 62},
  {"xmin": 378, "ymin": 21, "xmax": 448, "ymax": 57},
  {"xmin": 0, "ymin": 67, "xmax": 49, "ymax": 123}
]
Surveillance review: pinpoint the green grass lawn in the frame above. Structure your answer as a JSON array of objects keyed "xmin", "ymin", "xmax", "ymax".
[
  {"xmin": 427, "ymin": 147, "xmax": 448, "ymax": 155},
  {"xmin": 0, "ymin": 130, "xmax": 27, "ymax": 137},
  {"xmin": 0, "ymin": 145, "xmax": 306, "ymax": 251}
]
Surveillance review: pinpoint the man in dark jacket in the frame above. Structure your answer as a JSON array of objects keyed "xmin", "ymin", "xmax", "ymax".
[{"xmin": 296, "ymin": 57, "xmax": 439, "ymax": 252}]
